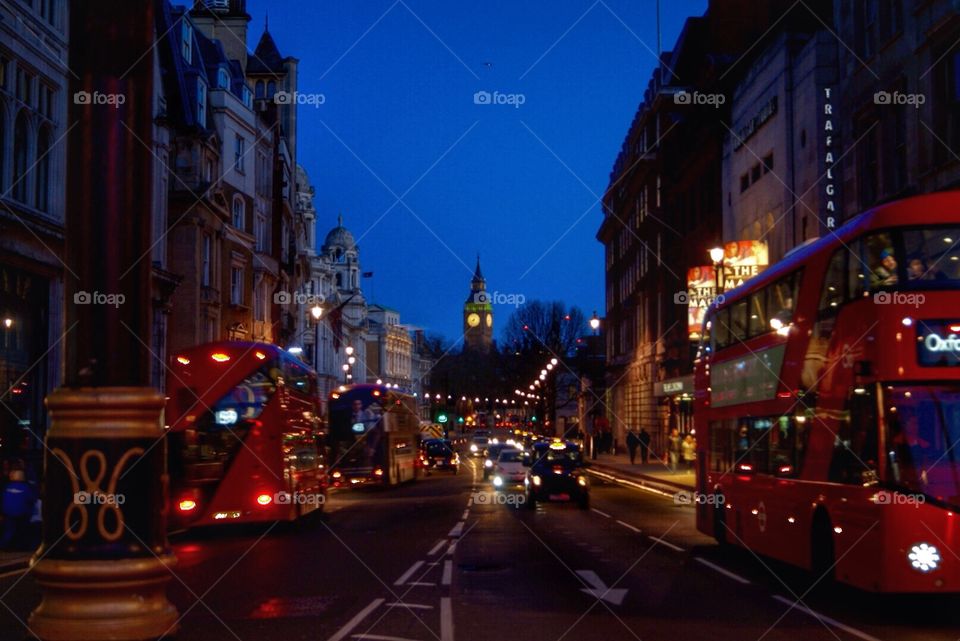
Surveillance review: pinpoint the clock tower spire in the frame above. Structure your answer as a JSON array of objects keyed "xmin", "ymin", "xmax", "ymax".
[{"xmin": 463, "ymin": 255, "xmax": 493, "ymax": 352}]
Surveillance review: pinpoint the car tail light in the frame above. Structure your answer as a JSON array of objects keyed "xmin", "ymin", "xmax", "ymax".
[
  {"xmin": 256, "ymin": 493, "xmax": 272, "ymax": 506},
  {"xmin": 552, "ymin": 465, "xmax": 563, "ymax": 474},
  {"xmin": 178, "ymin": 499, "xmax": 197, "ymax": 512},
  {"xmin": 331, "ymin": 470, "xmax": 342, "ymax": 479},
  {"xmin": 374, "ymin": 468, "xmax": 384, "ymax": 477}
]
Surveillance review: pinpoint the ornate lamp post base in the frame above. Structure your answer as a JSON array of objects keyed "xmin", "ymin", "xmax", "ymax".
[
  {"xmin": 28, "ymin": 556, "xmax": 179, "ymax": 640},
  {"xmin": 28, "ymin": 387, "xmax": 179, "ymax": 641}
]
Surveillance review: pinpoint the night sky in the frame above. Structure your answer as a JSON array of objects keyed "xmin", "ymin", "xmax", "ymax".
[{"xmin": 245, "ymin": 0, "xmax": 707, "ymax": 342}]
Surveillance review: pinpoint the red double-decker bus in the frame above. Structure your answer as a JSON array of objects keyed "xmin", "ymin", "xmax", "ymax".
[
  {"xmin": 695, "ymin": 192, "xmax": 960, "ymax": 592},
  {"xmin": 166, "ymin": 341, "xmax": 327, "ymax": 529}
]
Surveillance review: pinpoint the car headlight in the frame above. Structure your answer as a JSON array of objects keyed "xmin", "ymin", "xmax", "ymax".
[
  {"xmin": 484, "ymin": 459, "xmax": 493, "ymax": 468},
  {"xmin": 531, "ymin": 475, "xmax": 541, "ymax": 486},
  {"xmin": 470, "ymin": 444, "xmax": 478, "ymax": 452},
  {"xmin": 577, "ymin": 476, "xmax": 587, "ymax": 487},
  {"xmin": 493, "ymin": 476, "xmax": 503, "ymax": 487},
  {"xmin": 908, "ymin": 543, "xmax": 941, "ymax": 573}
]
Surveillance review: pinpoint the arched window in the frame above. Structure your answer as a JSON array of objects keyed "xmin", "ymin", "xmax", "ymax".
[
  {"xmin": 255, "ymin": 80, "xmax": 264, "ymax": 98},
  {"xmin": 12, "ymin": 112, "xmax": 30, "ymax": 204},
  {"xmin": 267, "ymin": 80, "xmax": 276, "ymax": 96},
  {"xmin": 335, "ymin": 273, "xmax": 342, "ymax": 288},
  {"xmin": 35, "ymin": 125, "xmax": 51, "ymax": 212},
  {"xmin": 231, "ymin": 195, "xmax": 245, "ymax": 230}
]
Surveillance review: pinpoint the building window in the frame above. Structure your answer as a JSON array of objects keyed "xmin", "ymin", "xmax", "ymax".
[
  {"xmin": 196, "ymin": 79, "xmax": 206, "ymax": 128},
  {"xmin": 35, "ymin": 126, "xmax": 51, "ymax": 212},
  {"xmin": 242, "ymin": 86, "xmax": 253, "ymax": 109},
  {"xmin": 201, "ymin": 235, "xmax": 212, "ymax": 287},
  {"xmin": 254, "ymin": 282, "xmax": 265, "ymax": 321},
  {"xmin": 751, "ymin": 163, "xmax": 761, "ymax": 183},
  {"xmin": 39, "ymin": 0, "xmax": 56, "ymax": 26},
  {"xmin": 255, "ymin": 212, "xmax": 268, "ymax": 252},
  {"xmin": 217, "ymin": 68, "xmax": 230, "ymax": 90},
  {"xmin": 855, "ymin": 0, "xmax": 877, "ymax": 59},
  {"xmin": 739, "ymin": 173, "xmax": 749, "ymax": 193},
  {"xmin": 267, "ymin": 80, "xmax": 276, "ymax": 97},
  {"xmin": 16, "ymin": 67, "xmax": 33, "ymax": 105},
  {"xmin": 0, "ymin": 55, "xmax": 7, "ymax": 91},
  {"xmin": 181, "ymin": 21, "xmax": 193, "ymax": 64},
  {"xmin": 234, "ymin": 135, "xmax": 245, "ymax": 173},
  {"xmin": 255, "ymin": 80, "xmax": 264, "ymax": 98},
  {"xmin": 12, "ymin": 112, "xmax": 30, "ymax": 203},
  {"xmin": 230, "ymin": 266, "xmax": 244, "ymax": 305},
  {"xmin": 232, "ymin": 196, "xmax": 245, "ymax": 230},
  {"xmin": 932, "ymin": 48, "xmax": 960, "ymax": 164},
  {"xmin": 762, "ymin": 153, "xmax": 774, "ymax": 174}
]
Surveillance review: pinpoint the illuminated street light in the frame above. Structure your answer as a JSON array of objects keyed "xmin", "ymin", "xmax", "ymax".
[
  {"xmin": 310, "ymin": 304, "xmax": 323, "ymax": 320},
  {"xmin": 709, "ymin": 246, "xmax": 725, "ymax": 264},
  {"xmin": 341, "ymin": 364, "xmax": 350, "ymax": 371},
  {"xmin": 345, "ymin": 345, "xmax": 355, "ymax": 356},
  {"xmin": 347, "ymin": 356, "xmax": 356, "ymax": 364},
  {"xmin": 2, "ymin": 318, "xmax": 12, "ymax": 329},
  {"xmin": 589, "ymin": 311, "xmax": 600, "ymax": 331},
  {"xmin": 550, "ymin": 358, "xmax": 558, "ymax": 365}
]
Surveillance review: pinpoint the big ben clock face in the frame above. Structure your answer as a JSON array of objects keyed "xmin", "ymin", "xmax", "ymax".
[
  {"xmin": 485, "ymin": 314, "xmax": 492, "ymax": 328},
  {"xmin": 467, "ymin": 313, "xmax": 480, "ymax": 327}
]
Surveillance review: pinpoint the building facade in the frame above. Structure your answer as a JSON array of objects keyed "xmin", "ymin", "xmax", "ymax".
[
  {"xmin": 365, "ymin": 305, "xmax": 413, "ymax": 389},
  {"xmin": 0, "ymin": 0, "xmax": 68, "ymax": 459}
]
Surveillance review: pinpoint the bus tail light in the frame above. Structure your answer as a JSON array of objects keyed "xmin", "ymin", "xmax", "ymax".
[
  {"xmin": 178, "ymin": 499, "xmax": 197, "ymax": 512},
  {"xmin": 256, "ymin": 493, "xmax": 273, "ymax": 506},
  {"xmin": 777, "ymin": 465, "xmax": 794, "ymax": 476},
  {"xmin": 736, "ymin": 463, "xmax": 754, "ymax": 474},
  {"xmin": 176, "ymin": 355, "xmax": 190, "ymax": 365},
  {"xmin": 373, "ymin": 468, "xmax": 384, "ymax": 477},
  {"xmin": 331, "ymin": 470, "xmax": 342, "ymax": 479},
  {"xmin": 211, "ymin": 352, "xmax": 231, "ymax": 363}
]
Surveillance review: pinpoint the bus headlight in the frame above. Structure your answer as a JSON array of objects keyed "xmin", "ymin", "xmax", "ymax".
[
  {"xmin": 484, "ymin": 459, "xmax": 493, "ymax": 468},
  {"xmin": 908, "ymin": 543, "xmax": 941, "ymax": 572},
  {"xmin": 531, "ymin": 475, "xmax": 541, "ymax": 486},
  {"xmin": 470, "ymin": 444, "xmax": 478, "ymax": 452},
  {"xmin": 493, "ymin": 476, "xmax": 503, "ymax": 487}
]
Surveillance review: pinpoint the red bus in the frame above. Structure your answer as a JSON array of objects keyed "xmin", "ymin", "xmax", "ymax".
[
  {"xmin": 328, "ymin": 384, "xmax": 420, "ymax": 487},
  {"xmin": 695, "ymin": 192, "xmax": 960, "ymax": 592},
  {"xmin": 166, "ymin": 341, "xmax": 327, "ymax": 529}
]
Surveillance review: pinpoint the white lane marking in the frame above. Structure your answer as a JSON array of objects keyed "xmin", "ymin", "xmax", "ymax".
[
  {"xmin": 426, "ymin": 562, "xmax": 441, "ymax": 567},
  {"xmin": 446, "ymin": 541, "xmax": 457, "ymax": 556},
  {"xmin": 384, "ymin": 603, "xmax": 433, "ymax": 610},
  {"xmin": 352, "ymin": 635, "xmax": 422, "ymax": 641},
  {"xmin": 590, "ymin": 508, "xmax": 611, "ymax": 518},
  {"xmin": 0, "ymin": 568, "xmax": 27, "ymax": 580},
  {"xmin": 428, "ymin": 540, "xmax": 447, "ymax": 556},
  {"xmin": 448, "ymin": 521, "xmax": 465, "ymax": 537},
  {"xmin": 647, "ymin": 535, "xmax": 684, "ymax": 552},
  {"xmin": 406, "ymin": 582, "xmax": 436, "ymax": 587},
  {"xmin": 327, "ymin": 598, "xmax": 384, "ymax": 641},
  {"xmin": 615, "ymin": 519, "xmax": 641, "ymax": 533},
  {"xmin": 461, "ymin": 509, "xmax": 469, "ymax": 519},
  {"xmin": 771, "ymin": 595, "xmax": 881, "ymax": 641},
  {"xmin": 695, "ymin": 557, "xmax": 750, "ymax": 584},
  {"xmin": 440, "ymin": 597, "xmax": 454, "ymax": 641},
  {"xmin": 442, "ymin": 560, "xmax": 453, "ymax": 585},
  {"xmin": 394, "ymin": 560, "xmax": 424, "ymax": 586},
  {"xmin": 586, "ymin": 469, "xmax": 675, "ymax": 498},
  {"xmin": 576, "ymin": 569, "xmax": 628, "ymax": 605}
]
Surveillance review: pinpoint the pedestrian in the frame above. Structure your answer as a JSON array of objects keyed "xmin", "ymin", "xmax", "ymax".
[
  {"xmin": 639, "ymin": 428, "xmax": 651, "ymax": 464},
  {"xmin": 626, "ymin": 429, "xmax": 640, "ymax": 465},
  {"xmin": 668, "ymin": 428, "xmax": 681, "ymax": 473},
  {"xmin": 1, "ymin": 470, "xmax": 36, "ymax": 550},
  {"xmin": 682, "ymin": 434, "xmax": 697, "ymax": 471}
]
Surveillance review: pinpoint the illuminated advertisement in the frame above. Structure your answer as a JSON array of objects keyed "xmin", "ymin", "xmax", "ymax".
[
  {"xmin": 721, "ymin": 240, "xmax": 769, "ymax": 291},
  {"xmin": 687, "ymin": 265, "xmax": 719, "ymax": 339}
]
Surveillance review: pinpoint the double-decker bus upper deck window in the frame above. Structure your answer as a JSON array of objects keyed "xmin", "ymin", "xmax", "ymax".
[
  {"xmin": 863, "ymin": 231, "xmax": 898, "ymax": 290},
  {"xmin": 747, "ymin": 289, "xmax": 767, "ymax": 337},
  {"xmin": 902, "ymin": 227, "xmax": 960, "ymax": 282},
  {"xmin": 819, "ymin": 249, "xmax": 847, "ymax": 314},
  {"xmin": 767, "ymin": 272, "xmax": 799, "ymax": 329},
  {"xmin": 731, "ymin": 299, "xmax": 748, "ymax": 343},
  {"xmin": 714, "ymin": 307, "xmax": 731, "ymax": 349}
]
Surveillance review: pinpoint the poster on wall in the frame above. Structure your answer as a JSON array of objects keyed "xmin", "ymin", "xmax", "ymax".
[
  {"xmin": 721, "ymin": 240, "xmax": 769, "ymax": 291},
  {"xmin": 686, "ymin": 265, "xmax": 718, "ymax": 339}
]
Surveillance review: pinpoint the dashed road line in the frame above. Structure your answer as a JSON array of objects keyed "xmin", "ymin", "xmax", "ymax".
[
  {"xmin": 590, "ymin": 508, "xmax": 611, "ymax": 518},
  {"xmin": 461, "ymin": 509, "xmax": 469, "ymax": 519},
  {"xmin": 771, "ymin": 595, "xmax": 880, "ymax": 641},
  {"xmin": 327, "ymin": 598, "xmax": 384, "ymax": 641},
  {"xmin": 448, "ymin": 521, "xmax": 465, "ymax": 537},
  {"xmin": 405, "ymin": 582, "xmax": 436, "ymax": 587},
  {"xmin": 394, "ymin": 561, "xmax": 424, "ymax": 586},
  {"xmin": 384, "ymin": 603, "xmax": 433, "ymax": 610},
  {"xmin": 428, "ymin": 540, "xmax": 446, "ymax": 556},
  {"xmin": 695, "ymin": 557, "xmax": 750, "ymax": 584},
  {"xmin": 446, "ymin": 541, "xmax": 457, "ymax": 556},
  {"xmin": 647, "ymin": 535, "xmax": 684, "ymax": 552},
  {"xmin": 352, "ymin": 635, "xmax": 422, "ymax": 641},
  {"xmin": 441, "ymin": 560, "xmax": 453, "ymax": 586},
  {"xmin": 615, "ymin": 519, "xmax": 641, "ymax": 533},
  {"xmin": 440, "ymin": 597, "xmax": 454, "ymax": 641}
]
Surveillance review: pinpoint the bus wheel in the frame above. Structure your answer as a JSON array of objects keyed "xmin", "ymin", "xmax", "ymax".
[
  {"xmin": 810, "ymin": 510, "xmax": 836, "ymax": 586},
  {"xmin": 713, "ymin": 496, "xmax": 727, "ymax": 546}
]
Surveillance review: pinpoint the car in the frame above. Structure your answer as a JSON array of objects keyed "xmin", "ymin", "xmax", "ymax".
[
  {"xmin": 468, "ymin": 435, "xmax": 490, "ymax": 457},
  {"xmin": 491, "ymin": 448, "xmax": 526, "ymax": 489},
  {"xmin": 482, "ymin": 443, "xmax": 509, "ymax": 479},
  {"xmin": 419, "ymin": 438, "xmax": 459, "ymax": 475},
  {"xmin": 524, "ymin": 441, "xmax": 590, "ymax": 510}
]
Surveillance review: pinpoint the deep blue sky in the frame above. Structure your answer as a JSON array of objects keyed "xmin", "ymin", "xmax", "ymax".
[{"xmin": 245, "ymin": 0, "xmax": 707, "ymax": 342}]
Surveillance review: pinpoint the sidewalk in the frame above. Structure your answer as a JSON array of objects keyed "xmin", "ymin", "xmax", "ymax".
[{"xmin": 587, "ymin": 450, "xmax": 696, "ymax": 492}]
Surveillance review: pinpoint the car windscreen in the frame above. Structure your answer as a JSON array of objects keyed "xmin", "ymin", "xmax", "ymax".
[{"xmin": 498, "ymin": 450, "xmax": 523, "ymax": 463}]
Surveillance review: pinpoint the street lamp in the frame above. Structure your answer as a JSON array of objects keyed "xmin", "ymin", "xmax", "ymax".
[
  {"xmin": 310, "ymin": 304, "xmax": 323, "ymax": 320},
  {"xmin": 2, "ymin": 317, "xmax": 12, "ymax": 329},
  {"xmin": 589, "ymin": 311, "xmax": 600, "ymax": 333},
  {"xmin": 345, "ymin": 345, "xmax": 354, "ymax": 356},
  {"xmin": 709, "ymin": 246, "xmax": 726, "ymax": 295}
]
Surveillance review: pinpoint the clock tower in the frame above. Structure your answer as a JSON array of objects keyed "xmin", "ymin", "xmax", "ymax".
[{"xmin": 463, "ymin": 256, "xmax": 493, "ymax": 352}]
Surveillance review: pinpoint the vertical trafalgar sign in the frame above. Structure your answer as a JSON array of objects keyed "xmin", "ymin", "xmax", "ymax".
[{"xmin": 823, "ymin": 87, "xmax": 838, "ymax": 230}]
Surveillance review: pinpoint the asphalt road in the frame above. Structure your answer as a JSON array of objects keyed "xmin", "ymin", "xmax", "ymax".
[{"xmin": 1, "ymin": 459, "xmax": 957, "ymax": 640}]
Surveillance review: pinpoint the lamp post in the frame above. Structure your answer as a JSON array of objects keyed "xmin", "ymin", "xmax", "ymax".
[
  {"xmin": 28, "ymin": 2, "xmax": 179, "ymax": 638},
  {"xmin": 709, "ymin": 246, "xmax": 726, "ymax": 297},
  {"xmin": 589, "ymin": 311, "xmax": 600, "ymax": 335}
]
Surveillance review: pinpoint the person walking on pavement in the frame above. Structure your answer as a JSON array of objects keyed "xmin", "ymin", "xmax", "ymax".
[
  {"xmin": 626, "ymin": 428, "xmax": 640, "ymax": 465},
  {"xmin": 639, "ymin": 428, "xmax": 651, "ymax": 464},
  {"xmin": 1, "ymin": 469, "xmax": 36, "ymax": 550},
  {"xmin": 682, "ymin": 433, "xmax": 697, "ymax": 471},
  {"xmin": 668, "ymin": 428, "xmax": 681, "ymax": 473}
]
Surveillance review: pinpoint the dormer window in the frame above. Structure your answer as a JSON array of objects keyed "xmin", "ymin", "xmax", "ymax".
[
  {"xmin": 181, "ymin": 21, "xmax": 193, "ymax": 64},
  {"xmin": 196, "ymin": 78, "xmax": 206, "ymax": 127},
  {"xmin": 217, "ymin": 68, "xmax": 230, "ymax": 90},
  {"xmin": 242, "ymin": 86, "xmax": 253, "ymax": 109}
]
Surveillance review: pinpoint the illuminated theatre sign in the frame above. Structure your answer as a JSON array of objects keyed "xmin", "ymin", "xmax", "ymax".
[{"xmin": 686, "ymin": 241, "xmax": 769, "ymax": 339}]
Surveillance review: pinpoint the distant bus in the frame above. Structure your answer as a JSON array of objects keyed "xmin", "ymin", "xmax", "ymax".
[
  {"xmin": 695, "ymin": 192, "xmax": 960, "ymax": 592},
  {"xmin": 328, "ymin": 384, "xmax": 420, "ymax": 487},
  {"xmin": 166, "ymin": 341, "xmax": 327, "ymax": 528}
]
